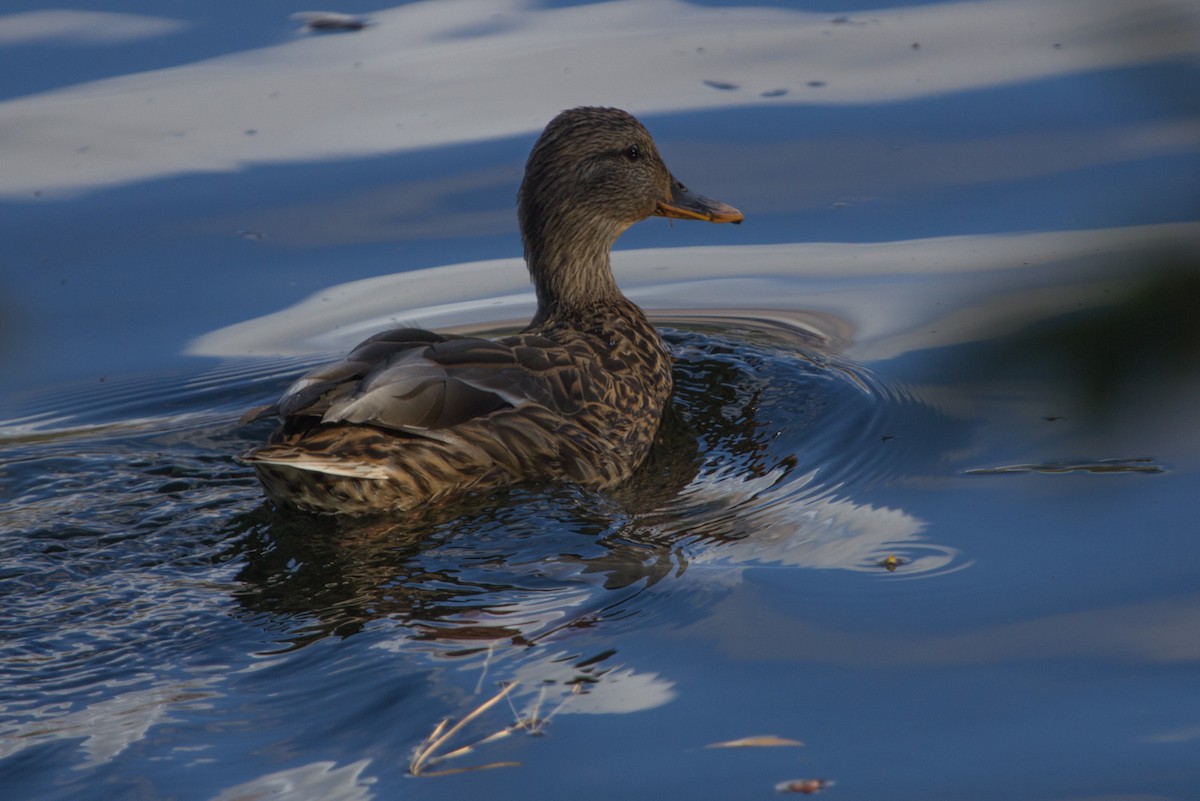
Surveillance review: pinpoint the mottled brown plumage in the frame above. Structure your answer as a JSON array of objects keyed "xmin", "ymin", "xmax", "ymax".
[{"xmin": 241, "ymin": 107, "xmax": 743, "ymax": 514}]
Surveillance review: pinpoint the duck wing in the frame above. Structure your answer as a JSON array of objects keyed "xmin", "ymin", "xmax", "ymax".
[{"xmin": 242, "ymin": 327, "xmax": 577, "ymax": 436}]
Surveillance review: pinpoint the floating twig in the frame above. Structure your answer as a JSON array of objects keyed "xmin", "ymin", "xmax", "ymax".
[{"xmin": 409, "ymin": 682, "xmax": 518, "ymax": 776}]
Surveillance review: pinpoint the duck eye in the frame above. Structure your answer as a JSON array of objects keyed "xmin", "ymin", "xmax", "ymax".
[{"xmin": 624, "ymin": 144, "xmax": 641, "ymax": 161}]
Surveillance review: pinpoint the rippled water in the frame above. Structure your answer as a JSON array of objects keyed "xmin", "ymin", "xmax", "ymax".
[
  {"xmin": 2, "ymin": 308, "xmax": 966, "ymax": 790},
  {"xmin": 6, "ymin": 284, "xmax": 1198, "ymax": 798},
  {"xmin": 4, "ymin": 1, "xmax": 1200, "ymax": 799}
]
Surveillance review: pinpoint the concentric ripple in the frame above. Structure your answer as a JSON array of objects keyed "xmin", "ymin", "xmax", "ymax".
[
  {"xmin": 0, "ymin": 310, "xmax": 973, "ymax": 785},
  {"xmin": 601, "ymin": 319, "xmax": 967, "ymax": 580},
  {"xmin": 1, "ymin": 323, "xmax": 950, "ymax": 636}
]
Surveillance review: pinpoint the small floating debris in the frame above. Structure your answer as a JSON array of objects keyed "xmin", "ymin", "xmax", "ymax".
[
  {"xmin": 806, "ymin": 80, "xmax": 827, "ymax": 88},
  {"xmin": 776, "ymin": 778, "xmax": 834, "ymax": 794},
  {"xmin": 880, "ymin": 554, "xmax": 904, "ymax": 572},
  {"xmin": 291, "ymin": 11, "xmax": 371, "ymax": 32},
  {"xmin": 409, "ymin": 683, "xmax": 522, "ymax": 777},
  {"xmin": 760, "ymin": 88, "xmax": 788, "ymax": 98},
  {"xmin": 964, "ymin": 457, "xmax": 1163, "ymax": 475},
  {"xmin": 706, "ymin": 735, "xmax": 805, "ymax": 749},
  {"xmin": 703, "ymin": 79, "xmax": 740, "ymax": 91}
]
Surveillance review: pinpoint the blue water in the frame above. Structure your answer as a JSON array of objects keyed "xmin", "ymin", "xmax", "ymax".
[{"xmin": 3, "ymin": 2, "xmax": 1200, "ymax": 799}]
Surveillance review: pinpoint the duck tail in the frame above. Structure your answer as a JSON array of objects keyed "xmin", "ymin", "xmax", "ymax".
[{"xmin": 237, "ymin": 447, "xmax": 392, "ymax": 480}]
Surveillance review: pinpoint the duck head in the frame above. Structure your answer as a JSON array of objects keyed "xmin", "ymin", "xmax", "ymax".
[{"xmin": 517, "ymin": 107, "xmax": 743, "ymax": 319}]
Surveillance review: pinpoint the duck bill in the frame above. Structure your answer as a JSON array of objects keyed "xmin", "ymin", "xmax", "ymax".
[{"xmin": 655, "ymin": 177, "xmax": 744, "ymax": 224}]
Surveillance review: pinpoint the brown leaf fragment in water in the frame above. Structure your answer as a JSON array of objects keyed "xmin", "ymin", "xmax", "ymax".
[
  {"xmin": 775, "ymin": 778, "xmax": 834, "ymax": 794},
  {"xmin": 705, "ymin": 735, "xmax": 805, "ymax": 749}
]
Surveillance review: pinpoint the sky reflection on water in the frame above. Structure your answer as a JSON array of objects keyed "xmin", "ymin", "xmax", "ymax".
[
  {"xmin": 2, "ymin": 1, "xmax": 1200, "ymax": 799},
  {"xmin": 3, "ymin": 0, "xmax": 1198, "ymax": 393},
  {"xmin": 1, "ymin": 0, "xmax": 1197, "ymax": 198}
]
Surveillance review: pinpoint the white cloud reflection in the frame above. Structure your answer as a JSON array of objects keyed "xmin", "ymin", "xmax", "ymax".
[
  {"xmin": 506, "ymin": 652, "xmax": 677, "ymax": 715},
  {"xmin": 0, "ymin": 10, "xmax": 188, "ymax": 46},
  {"xmin": 0, "ymin": 0, "xmax": 1196, "ymax": 197},
  {"xmin": 678, "ymin": 470, "xmax": 949, "ymax": 575},
  {"xmin": 0, "ymin": 677, "xmax": 219, "ymax": 769},
  {"xmin": 207, "ymin": 759, "xmax": 375, "ymax": 801},
  {"xmin": 188, "ymin": 222, "xmax": 1200, "ymax": 362}
]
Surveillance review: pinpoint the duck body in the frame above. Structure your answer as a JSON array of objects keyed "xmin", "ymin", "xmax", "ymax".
[
  {"xmin": 245, "ymin": 300, "xmax": 672, "ymax": 514},
  {"xmin": 242, "ymin": 107, "xmax": 742, "ymax": 514}
]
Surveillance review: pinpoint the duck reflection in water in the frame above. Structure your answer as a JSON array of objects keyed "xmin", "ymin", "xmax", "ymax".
[
  {"xmin": 229, "ymin": 311, "xmax": 957, "ymax": 774},
  {"xmin": 229, "ymin": 111, "xmax": 961, "ymax": 729},
  {"xmin": 231, "ymin": 321, "xmax": 956, "ymax": 650},
  {"xmin": 240, "ymin": 107, "xmax": 743, "ymax": 514},
  {"xmin": 230, "ymin": 342, "xmax": 735, "ymax": 651}
]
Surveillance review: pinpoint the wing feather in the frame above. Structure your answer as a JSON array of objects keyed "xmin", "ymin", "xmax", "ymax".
[{"xmin": 250, "ymin": 326, "xmax": 590, "ymax": 437}]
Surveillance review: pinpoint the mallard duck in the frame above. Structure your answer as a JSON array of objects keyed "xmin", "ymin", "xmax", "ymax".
[{"xmin": 241, "ymin": 106, "xmax": 743, "ymax": 514}]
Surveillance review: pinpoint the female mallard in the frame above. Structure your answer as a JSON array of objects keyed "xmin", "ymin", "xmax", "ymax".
[{"xmin": 241, "ymin": 106, "xmax": 743, "ymax": 514}]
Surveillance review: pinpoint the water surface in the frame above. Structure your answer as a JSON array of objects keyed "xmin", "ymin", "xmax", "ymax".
[{"xmin": 3, "ymin": 1, "xmax": 1200, "ymax": 799}]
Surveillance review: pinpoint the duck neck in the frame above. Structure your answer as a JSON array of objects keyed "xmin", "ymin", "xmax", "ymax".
[{"xmin": 524, "ymin": 219, "xmax": 626, "ymax": 327}]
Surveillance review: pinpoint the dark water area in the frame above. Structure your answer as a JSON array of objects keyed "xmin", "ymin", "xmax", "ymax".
[{"xmin": 3, "ymin": 1, "xmax": 1200, "ymax": 799}]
